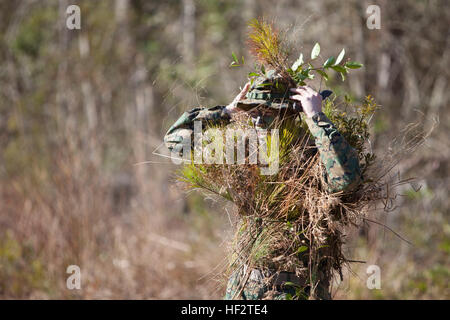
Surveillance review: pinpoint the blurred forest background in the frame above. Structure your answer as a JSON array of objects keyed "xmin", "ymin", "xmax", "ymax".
[{"xmin": 0, "ymin": 0, "xmax": 448, "ymax": 299}]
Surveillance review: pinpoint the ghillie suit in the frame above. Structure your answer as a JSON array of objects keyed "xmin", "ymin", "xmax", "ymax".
[
  {"xmin": 164, "ymin": 19, "xmax": 388, "ymax": 300},
  {"xmin": 164, "ymin": 71, "xmax": 381, "ymax": 299}
]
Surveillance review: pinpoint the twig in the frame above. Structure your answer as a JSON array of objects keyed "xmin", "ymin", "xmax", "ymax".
[{"xmin": 362, "ymin": 217, "xmax": 413, "ymax": 246}]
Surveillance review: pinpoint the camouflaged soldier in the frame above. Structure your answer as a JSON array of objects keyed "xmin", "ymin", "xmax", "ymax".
[{"xmin": 164, "ymin": 71, "xmax": 362, "ymax": 299}]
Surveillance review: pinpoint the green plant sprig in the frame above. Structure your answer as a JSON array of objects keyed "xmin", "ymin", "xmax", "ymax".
[
  {"xmin": 231, "ymin": 39, "xmax": 364, "ymax": 86},
  {"xmin": 287, "ymin": 44, "xmax": 363, "ymax": 85}
]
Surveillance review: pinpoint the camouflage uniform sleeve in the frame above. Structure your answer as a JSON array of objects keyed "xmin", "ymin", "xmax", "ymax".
[
  {"xmin": 304, "ymin": 112, "xmax": 362, "ymax": 193},
  {"xmin": 164, "ymin": 105, "xmax": 231, "ymax": 155}
]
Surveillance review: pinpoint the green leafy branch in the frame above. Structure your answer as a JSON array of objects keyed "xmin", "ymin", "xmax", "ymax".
[
  {"xmin": 231, "ymin": 40, "xmax": 363, "ymax": 87},
  {"xmin": 229, "ymin": 52, "xmax": 245, "ymax": 67},
  {"xmin": 287, "ymin": 44, "xmax": 363, "ymax": 85}
]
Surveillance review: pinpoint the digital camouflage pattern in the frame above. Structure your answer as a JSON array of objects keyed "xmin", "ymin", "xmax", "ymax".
[
  {"xmin": 224, "ymin": 268, "xmax": 267, "ymax": 300},
  {"xmin": 305, "ymin": 111, "xmax": 362, "ymax": 193},
  {"xmin": 235, "ymin": 69, "xmax": 333, "ymax": 113},
  {"xmin": 235, "ymin": 69, "xmax": 293, "ymax": 112},
  {"xmin": 224, "ymin": 267, "xmax": 305, "ymax": 300},
  {"xmin": 164, "ymin": 105, "xmax": 230, "ymax": 155},
  {"xmin": 164, "ymin": 91, "xmax": 362, "ymax": 300}
]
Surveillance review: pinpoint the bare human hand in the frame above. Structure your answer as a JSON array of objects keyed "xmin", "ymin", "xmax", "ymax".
[
  {"xmin": 290, "ymin": 86, "xmax": 323, "ymax": 118},
  {"xmin": 224, "ymin": 82, "xmax": 251, "ymax": 114}
]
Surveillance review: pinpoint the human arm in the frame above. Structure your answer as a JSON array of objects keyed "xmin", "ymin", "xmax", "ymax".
[
  {"xmin": 164, "ymin": 83, "xmax": 251, "ymax": 156},
  {"xmin": 290, "ymin": 86, "xmax": 362, "ymax": 193}
]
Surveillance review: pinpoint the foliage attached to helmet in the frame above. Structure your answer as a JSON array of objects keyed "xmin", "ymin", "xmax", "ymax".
[{"xmin": 230, "ymin": 18, "xmax": 363, "ymax": 113}]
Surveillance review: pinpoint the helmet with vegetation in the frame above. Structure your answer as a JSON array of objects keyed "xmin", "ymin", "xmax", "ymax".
[
  {"xmin": 237, "ymin": 69, "xmax": 293, "ymax": 112},
  {"xmin": 237, "ymin": 69, "xmax": 332, "ymax": 114}
]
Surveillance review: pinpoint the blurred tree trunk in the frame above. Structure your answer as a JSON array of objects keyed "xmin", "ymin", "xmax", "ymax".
[
  {"xmin": 243, "ymin": 0, "xmax": 256, "ymax": 22},
  {"xmin": 182, "ymin": 0, "xmax": 196, "ymax": 67},
  {"xmin": 56, "ymin": 0, "xmax": 71, "ymax": 133},
  {"xmin": 349, "ymin": 0, "xmax": 365, "ymax": 98}
]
